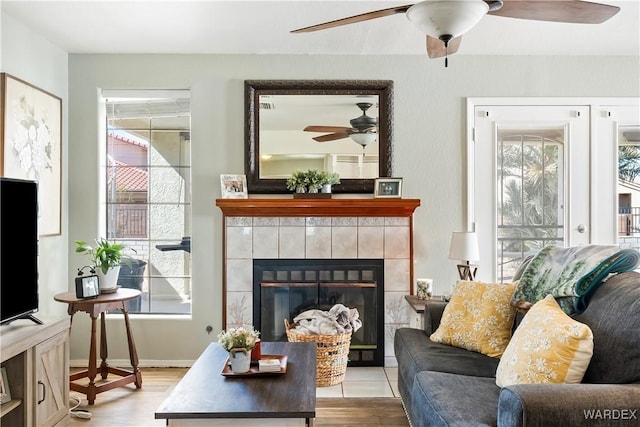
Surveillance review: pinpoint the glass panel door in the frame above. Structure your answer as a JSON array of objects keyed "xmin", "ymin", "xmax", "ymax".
[
  {"xmin": 473, "ymin": 105, "xmax": 590, "ymax": 282},
  {"xmin": 496, "ymin": 128, "xmax": 564, "ymax": 281}
]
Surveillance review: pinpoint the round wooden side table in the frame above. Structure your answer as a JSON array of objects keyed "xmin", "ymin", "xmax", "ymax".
[{"xmin": 54, "ymin": 288, "xmax": 142, "ymax": 404}]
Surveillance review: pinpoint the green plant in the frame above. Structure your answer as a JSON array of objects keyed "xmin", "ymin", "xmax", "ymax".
[
  {"xmin": 286, "ymin": 170, "xmax": 307, "ymax": 191},
  {"xmin": 305, "ymin": 169, "xmax": 323, "ymax": 190},
  {"xmin": 320, "ymin": 171, "xmax": 340, "ymax": 186},
  {"xmin": 75, "ymin": 238, "xmax": 130, "ymax": 274},
  {"xmin": 217, "ymin": 325, "xmax": 260, "ymax": 351}
]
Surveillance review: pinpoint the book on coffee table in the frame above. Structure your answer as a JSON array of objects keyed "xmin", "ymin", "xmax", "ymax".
[{"xmin": 258, "ymin": 358, "xmax": 281, "ymax": 372}]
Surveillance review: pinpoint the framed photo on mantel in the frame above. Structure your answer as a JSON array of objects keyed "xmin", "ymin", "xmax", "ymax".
[
  {"xmin": 220, "ymin": 174, "xmax": 248, "ymax": 199},
  {"xmin": 374, "ymin": 177, "xmax": 402, "ymax": 198}
]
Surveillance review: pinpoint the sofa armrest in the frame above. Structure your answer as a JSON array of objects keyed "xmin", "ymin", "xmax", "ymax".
[
  {"xmin": 422, "ymin": 299, "xmax": 447, "ymax": 334},
  {"xmin": 498, "ymin": 383, "xmax": 640, "ymax": 427}
]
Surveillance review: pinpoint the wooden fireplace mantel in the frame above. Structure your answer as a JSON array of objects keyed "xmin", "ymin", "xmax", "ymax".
[{"xmin": 215, "ymin": 198, "xmax": 421, "ymax": 217}]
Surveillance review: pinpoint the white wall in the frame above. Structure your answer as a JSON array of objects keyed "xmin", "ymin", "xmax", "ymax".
[
  {"xmin": 1, "ymin": 12, "xmax": 69, "ymax": 319},
  {"xmin": 66, "ymin": 54, "xmax": 640, "ymax": 363}
]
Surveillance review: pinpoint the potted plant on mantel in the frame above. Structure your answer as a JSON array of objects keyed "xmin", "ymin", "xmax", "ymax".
[
  {"xmin": 75, "ymin": 238, "xmax": 132, "ymax": 294},
  {"xmin": 286, "ymin": 169, "xmax": 340, "ymax": 198},
  {"xmin": 286, "ymin": 170, "xmax": 308, "ymax": 194},
  {"xmin": 320, "ymin": 171, "xmax": 340, "ymax": 193},
  {"xmin": 217, "ymin": 325, "xmax": 260, "ymax": 373}
]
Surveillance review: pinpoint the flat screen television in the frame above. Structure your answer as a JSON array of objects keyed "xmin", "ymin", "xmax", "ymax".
[{"xmin": 1, "ymin": 177, "xmax": 41, "ymax": 325}]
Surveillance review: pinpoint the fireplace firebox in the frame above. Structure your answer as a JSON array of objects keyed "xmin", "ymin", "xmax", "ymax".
[{"xmin": 253, "ymin": 259, "xmax": 384, "ymax": 367}]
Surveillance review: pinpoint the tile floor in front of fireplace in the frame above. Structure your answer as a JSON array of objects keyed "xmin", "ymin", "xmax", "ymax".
[{"xmin": 317, "ymin": 367, "xmax": 399, "ymax": 398}]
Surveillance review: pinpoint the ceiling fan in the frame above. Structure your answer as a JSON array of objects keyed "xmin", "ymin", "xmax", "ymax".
[
  {"xmin": 291, "ymin": 0, "xmax": 620, "ymax": 65},
  {"xmin": 303, "ymin": 102, "xmax": 378, "ymax": 147}
]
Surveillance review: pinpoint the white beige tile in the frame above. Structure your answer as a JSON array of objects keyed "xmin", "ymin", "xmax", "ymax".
[
  {"xmin": 306, "ymin": 226, "xmax": 332, "ymax": 258},
  {"xmin": 384, "ymin": 324, "xmax": 408, "ymax": 358},
  {"xmin": 226, "ymin": 291, "xmax": 253, "ymax": 326},
  {"xmin": 343, "ymin": 367, "xmax": 388, "ymax": 382},
  {"xmin": 384, "ymin": 292, "xmax": 409, "ymax": 324},
  {"xmin": 358, "ymin": 217, "xmax": 385, "ymax": 226},
  {"xmin": 226, "ymin": 226, "xmax": 253, "ymax": 258},
  {"xmin": 253, "ymin": 226, "xmax": 278, "ymax": 258},
  {"xmin": 358, "ymin": 226, "xmax": 384, "ymax": 258},
  {"xmin": 390, "ymin": 380, "xmax": 401, "ymax": 398},
  {"xmin": 384, "ymin": 226, "xmax": 410, "ymax": 259},
  {"xmin": 332, "ymin": 217, "xmax": 357, "ymax": 226},
  {"xmin": 315, "ymin": 384, "xmax": 343, "ymax": 398},
  {"xmin": 385, "ymin": 356, "xmax": 398, "ymax": 368},
  {"xmin": 254, "ymin": 217, "xmax": 279, "ymax": 226},
  {"xmin": 279, "ymin": 226, "xmax": 305, "ymax": 258},
  {"xmin": 226, "ymin": 217, "xmax": 252, "ymax": 227},
  {"xmin": 226, "ymin": 259, "xmax": 253, "ymax": 292},
  {"xmin": 306, "ymin": 217, "xmax": 331, "ymax": 226},
  {"xmin": 331, "ymin": 226, "xmax": 358, "ymax": 258},
  {"xmin": 342, "ymin": 381, "xmax": 394, "ymax": 398},
  {"xmin": 384, "ymin": 367, "xmax": 398, "ymax": 382},
  {"xmin": 384, "ymin": 259, "xmax": 410, "ymax": 292},
  {"xmin": 280, "ymin": 217, "xmax": 305, "ymax": 226},
  {"xmin": 385, "ymin": 217, "xmax": 409, "ymax": 226}
]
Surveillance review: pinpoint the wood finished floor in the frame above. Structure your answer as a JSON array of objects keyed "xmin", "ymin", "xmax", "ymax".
[{"xmin": 68, "ymin": 368, "xmax": 409, "ymax": 426}]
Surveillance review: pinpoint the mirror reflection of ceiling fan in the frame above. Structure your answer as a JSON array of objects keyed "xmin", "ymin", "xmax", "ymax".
[
  {"xmin": 303, "ymin": 102, "xmax": 378, "ymax": 148},
  {"xmin": 291, "ymin": 0, "xmax": 620, "ymax": 66}
]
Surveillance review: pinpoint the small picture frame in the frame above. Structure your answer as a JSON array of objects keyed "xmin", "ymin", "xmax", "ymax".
[
  {"xmin": 374, "ymin": 177, "xmax": 402, "ymax": 198},
  {"xmin": 1, "ymin": 367, "xmax": 11, "ymax": 404},
  {"xmin": 220, "ymin": 174, "xmax": 248, "ymax": 199}
]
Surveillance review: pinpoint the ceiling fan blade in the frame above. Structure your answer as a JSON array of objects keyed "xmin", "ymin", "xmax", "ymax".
[
  {"xmin": 313, "ymin": 132, "xmax": 350, "ymax": 142},
  {"xmin": 490, "ymin": 0, "xmax": 620, "ymax": 24},
  {"xmin": 304, "ymin": 125, "xmax": 351, "ymax": 133},
  {"xmin": 291, "ymin": 4, "xmax": 414, "ymax": 33},
  {"xmin": 426, "ymin": 35, "xmax": 462, "ymax": 59}
]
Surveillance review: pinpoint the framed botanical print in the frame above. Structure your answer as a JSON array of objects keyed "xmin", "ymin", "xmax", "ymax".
[{"xmin": 1, "ymin": 73, "xmax": 62, "ymax": 236}]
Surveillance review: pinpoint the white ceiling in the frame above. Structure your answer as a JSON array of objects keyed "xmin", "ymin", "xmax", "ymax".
[{"xmin": 2, "ymin": 1, "xmax": 638, "ymax": 57}]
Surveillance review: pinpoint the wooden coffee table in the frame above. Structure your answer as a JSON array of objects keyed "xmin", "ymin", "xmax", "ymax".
[{"xmin": 155, "ymin": 341, "xmax": 316, "ymax": 426}]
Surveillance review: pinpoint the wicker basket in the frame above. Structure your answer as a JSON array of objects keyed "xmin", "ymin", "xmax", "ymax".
[{"xmin": 284, "ymin": 319, "xmax": 352, "ymax": 387}]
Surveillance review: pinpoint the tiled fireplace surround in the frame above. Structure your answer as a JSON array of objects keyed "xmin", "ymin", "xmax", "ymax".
[{"xmin": 216, "ymin": 198, "xmax": 421, "ymax": 367}]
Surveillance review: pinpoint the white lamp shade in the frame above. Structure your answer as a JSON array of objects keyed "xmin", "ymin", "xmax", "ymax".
[
  {"xmin": 406, "ymin": 0, "xmax": 489, "ymax": 39},
  {"xmin": 350, "ymin": 132, "xmax": 377, "ymax": 147},
  {"xmin": 448, "ymin": 231, "xmax": 480, "ymax": 262}
]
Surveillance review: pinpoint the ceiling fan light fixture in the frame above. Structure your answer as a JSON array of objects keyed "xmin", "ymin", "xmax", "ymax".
[
  {"xmin": 406, "ymin": 0, "xmax": 489, "ymax": 39},
  {"xmin": 350, "ymin": 132, "xmax": 377, "ymax": 147}
]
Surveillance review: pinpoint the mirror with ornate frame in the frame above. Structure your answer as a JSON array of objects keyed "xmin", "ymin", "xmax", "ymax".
[{"xmin": 245, "ymin": 80, "xmax": 393, "ymax": 193}]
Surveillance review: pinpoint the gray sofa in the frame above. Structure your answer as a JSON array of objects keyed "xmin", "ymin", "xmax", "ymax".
[{"xmin": 394, "ymin": 271, "xmax": 640, "ymax": 426}]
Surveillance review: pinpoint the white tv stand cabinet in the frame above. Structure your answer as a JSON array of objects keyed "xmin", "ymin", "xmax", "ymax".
[{"xmin": 1, "ymin": 316, "xmax": 70, "ymax": 426}]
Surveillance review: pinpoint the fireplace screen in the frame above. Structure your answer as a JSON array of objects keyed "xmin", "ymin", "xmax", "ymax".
[{"xmin": 253, "ymin": 259, "xmax": 384, "ymax": 366}]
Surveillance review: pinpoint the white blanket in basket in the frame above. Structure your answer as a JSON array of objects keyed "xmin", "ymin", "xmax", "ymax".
[{"xmin": 291, "ymin": 304, "xmax": 362, "ymax": 335}]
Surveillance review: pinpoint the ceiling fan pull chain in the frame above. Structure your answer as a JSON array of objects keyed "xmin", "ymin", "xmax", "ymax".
[{"xmin": 440, "ymin": 34, "xmax": 452, "ymax": 68}]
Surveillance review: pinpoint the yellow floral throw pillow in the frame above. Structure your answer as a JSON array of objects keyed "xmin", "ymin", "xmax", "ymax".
[
  {"xmin": 496, "ymin": 295, "xmax": 593, "ymax": 387},
  {"xmin": 430, "ymin": 281, "xmax": 517, "ymax": 358}
]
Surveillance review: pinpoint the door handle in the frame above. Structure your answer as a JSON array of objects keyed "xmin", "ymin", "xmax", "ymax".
[
  {"xmin": 577, "ymin": 224, "xmax": 586, "ymax": 233},
  {"xmin": 37, "ymin": 380, "xmax": 46, "ymax": 404}
]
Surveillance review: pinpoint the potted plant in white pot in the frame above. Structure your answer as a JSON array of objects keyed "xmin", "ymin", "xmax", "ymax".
[
  {"xmin": 75, "ymin": 238, "xmax": 131, "ymax": 293},
  {"xmin": 217, "ymin": 325, "xmax": 260, "ymax": 373},
  {"xmin": 320, "ymin": 171, "xmax": 340, "ymax": 193}
]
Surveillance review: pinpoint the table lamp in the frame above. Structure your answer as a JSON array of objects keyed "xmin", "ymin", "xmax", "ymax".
[{"xmin": 448, "ymin": 231, "xmax": 480, "ymax": 281}]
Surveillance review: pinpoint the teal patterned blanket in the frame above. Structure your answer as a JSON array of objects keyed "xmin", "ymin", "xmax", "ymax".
[{"xmin": 512, "ymin": 245, "xmax": 640, "ymax": 314}]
